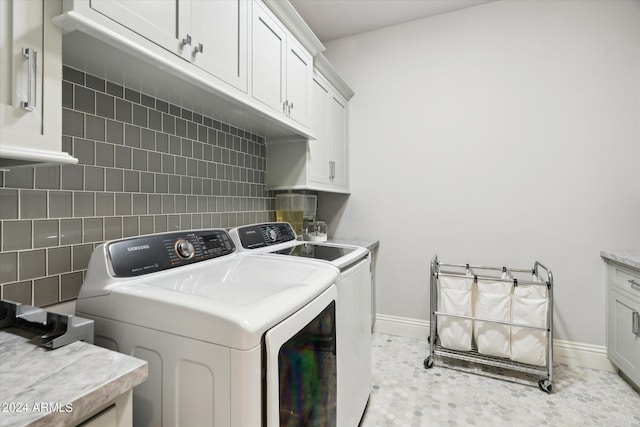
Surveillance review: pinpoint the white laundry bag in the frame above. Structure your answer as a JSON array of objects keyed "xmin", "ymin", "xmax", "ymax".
[
  {"xmin": 510, "ymin": 275, "xmax": 548, "ymax": 366},
  {"xmin": 437, "ymin": 275, "xmax": 474, "ymax": 351},
  {"xmin": 474, "ymin": 279, "xmax": 512, "ymax": 358}
]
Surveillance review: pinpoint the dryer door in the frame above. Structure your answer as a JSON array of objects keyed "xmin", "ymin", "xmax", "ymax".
[{"xmin": 264, "ymin": 285, "xmax": 337, "ymax": 427}]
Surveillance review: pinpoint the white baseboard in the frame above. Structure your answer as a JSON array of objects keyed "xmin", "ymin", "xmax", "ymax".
[{"xmin": 373, "ymin": 313, "xmax": 615, "ymax": 372}]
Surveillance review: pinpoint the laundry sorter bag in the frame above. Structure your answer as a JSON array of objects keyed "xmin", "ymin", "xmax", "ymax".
[
  {"xmin": 474, "ymin": 279, "xmax": 512, "ymax": 358},
  {"xmin": 510, "ymin": 276, "xmax": 548, "ymax": 366},
  {"xmin": 437, "ymin": 275, "xmax": 474, "ymax": 351}
]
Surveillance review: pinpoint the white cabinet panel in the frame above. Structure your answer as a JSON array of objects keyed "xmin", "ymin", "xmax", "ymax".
[
  {"xmin": 308, "ymin": 77, "xmax": 330, "ymax": 185},
  {"xmin": 252, "ymin": 0, "xmax": 311, "ymax": 128},
  {"xmin": 0, "ymin": 0, "xmax": 77, "ymax": 167},
  {"xmin": 606, "ymin": 262, "xmax": 640, "ymax": 389},
  {"xmin": 190, "ymin": 0, "xmax": 248, "ymax": 92},
  {"xmin": 252, "ymin": 4, "xmax": 286, "ymax": 113},
  {"xmin": 286, "ymin": 39, "xmax": 312, "ymax": 126},
  {"xmin": 90, "ymin": 0, "xmax": 186, "ymax": 58},
  {"xmin": 329, "ymin": 93, "xmax": 347, "ymax": 189}
]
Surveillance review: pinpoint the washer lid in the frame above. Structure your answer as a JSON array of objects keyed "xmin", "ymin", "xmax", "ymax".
[{"xmin": 76, "ymin": 255, "xmax": 339, "ymax": 350}]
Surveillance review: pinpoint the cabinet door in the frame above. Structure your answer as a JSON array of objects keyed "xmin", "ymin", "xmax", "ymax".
[
  {"xmin": 608, "ymin": 289, "xmax": 640, "ymax": 383},
  {"xmin": 308, "ymin": 76, "xmax": 331, "ymax": 185},
  {"xmin": 90, "ymin": 0, "xmax": 189, "ymax": 60},
  {"xmin": 189, "ymin": 0, "xmax": 248, "ymax": 92},
  {"xmin": 0, "ymin": 0, "xmax": 68, "ymax": 165},
  {"xmin": 78, "ymin": 405, "xmax": 117, "ymax": 427},
  {"xmin": 329, "ymin": 93, "xmax": 348, "ymax": 189},
  {"xmin": 285, "ymin": 37, "xmax": 312, "ymax": 127},
  {"xmin": 252, "ymin": 3, "xmax": 286, "ymax": 114},
  {"xmin": 0, "ymin": 0, "xmax": 44, "ymax": 141}
]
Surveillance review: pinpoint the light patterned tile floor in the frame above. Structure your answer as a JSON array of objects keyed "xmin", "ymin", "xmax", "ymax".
[{"xmin": 360, "ymin": 333, "xmax": 640, "ymax": 426}]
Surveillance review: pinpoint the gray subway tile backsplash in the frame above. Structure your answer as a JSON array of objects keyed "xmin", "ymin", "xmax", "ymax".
[
  {"xmin": 0, "ymin": 65, "xmax": 273, "ymax": 306},
  {"xmin": 0, "ymin": 190, "xmax": 18, "ymax": 220},
  {"xmin": 47, "ymin": 246, "xmax": 71, "ymax": 275},
  {"xmin": 3, "ymin": 281, "xmax": 32, "ymax": 305},
  {"xmin": 63, "ymin": 109, "xmax": 85, "ymax": 137},
  {"xmin": 3, "ymin": 221, "xmax": 32, "ymax": 251},
  {"xmin": 60, "ymin": 272, "xmax": 83, "ymax": 301},
  {"xmin": 34, "ymin": 220, "xmax": 59, "ymax": 248},
  {"xmin": 34, "ymin": 276, "xmax": 60, "ymax": 307},
  {"xmin": 35, "ymin": 165, "xmax": 61, "ymax": 190},
  {"xmin": 0, "ymin": 252, "xmax": 18, "ymax": 284},
  {"xmin": 96, "ymin": 92, "xmax": 115, "ymax": 119},
  {"xmin": 5, "ymin": 167, "xmax": 34, "ymax": 189},
  {"xmin": 18, "ymin": 249, "xmax": 46, "ymax": 280},
  {"xmin": 60, "ymin": 219, "xmax": 82, "ymax": 245},
  {"xmin": 85, "ymin": 74, "xmax": 105, "ymax": 92},
  {"xmin": 49, "ymin": 191, "xmax": 73, "ymax": 218},
  {"xmin": 86, "ymin": 115, "xmax": 106, "ymax": 142},
  {"xmin": 74, "ymin": 85, "xmax": 95, "ymax": 114}
]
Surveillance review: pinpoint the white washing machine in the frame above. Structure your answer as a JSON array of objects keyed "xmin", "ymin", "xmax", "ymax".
[
  {"xmin": 229, "ymin": 222, "xmax": 372, "ymax": 427},
  {"xmin": 76, "ymin": 228, "xmax": 340, "ymax": 426}
]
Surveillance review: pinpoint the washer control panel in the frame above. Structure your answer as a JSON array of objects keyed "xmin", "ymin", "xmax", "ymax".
[
  {"xmin": 108, "ymin": 229, "xmax": 235, "ymax": 277},
  {"xmin": 235, "ymin": 222, "xmax": 296, "ymax": 249}
]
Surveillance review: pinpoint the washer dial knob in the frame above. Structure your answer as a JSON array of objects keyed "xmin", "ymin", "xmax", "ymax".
[
  {"xmin": 175, "ymin": 238, "xmax": 195, "ymax": 259},
  {"xmin": 266, "ymin": 226, "xmax": 278, "ymax": 243}
]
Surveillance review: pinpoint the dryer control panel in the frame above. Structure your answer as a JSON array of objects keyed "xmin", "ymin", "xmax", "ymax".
[
  {"xmin": 235, "ymin": 222, "xmax": 296, "ymax": 249},
  {"xmin": 108, "ymin": 230, "xmax": 235, "ymax": 277}
]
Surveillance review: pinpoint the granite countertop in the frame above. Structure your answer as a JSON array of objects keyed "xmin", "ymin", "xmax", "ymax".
[
  {"xmin": 601, "ymin": 250, "xmax": 640, "ymax": 270},
  {"xmin": 0, "ymin": 328, "xmax": 147, "ymax": 427},
  {"xmin": 327, "ymin": 238, "xmax": 380, "ymax": 252}
]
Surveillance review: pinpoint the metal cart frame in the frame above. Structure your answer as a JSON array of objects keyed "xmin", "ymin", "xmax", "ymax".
[{"xmin": 424, "ymin": 254, "xmax": 554, "ymax": 393}]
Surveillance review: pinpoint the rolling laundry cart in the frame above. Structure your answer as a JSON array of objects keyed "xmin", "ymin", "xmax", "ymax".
[{"xmin": 424, "ymin": 254, "xmax": 554, "ymax": 394}]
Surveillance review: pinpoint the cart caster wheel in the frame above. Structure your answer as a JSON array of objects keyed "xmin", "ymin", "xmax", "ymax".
[
  {"xmin": 538, "ymin": 379, "xmax": 552, "ymax": 394},
  {"xmin": 424, "ymin": 357, "xmax": 435, "ymax": 369}
]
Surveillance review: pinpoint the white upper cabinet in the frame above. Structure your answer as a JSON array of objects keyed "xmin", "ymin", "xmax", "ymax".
[
  {"xmin": 252, "ymin": 1, "xmax": 312, "ymax": 128},
  {"xmin": 286, "ymin": 38, "xmax": 312, "ymax": 126},
  {"xmin": 252, "ymin": 5, "xmax": 286, "ymax": 114},
  {"xmin": 56, "ymin": 0, "xmax": 321, "ymax": 138},
  {"xmin": 308, "ymin": 77, "xmax": 331, "ymax": 184},
  {"xmin": 266, "ymin": 64, "xmax": 353, "ymax": 194},
  {"xmin": 85, "ymin": 0, "xmax": 248, "ymax": 92},
  {"xmin": 0, "ymin": 0, "xmax": 77, "ymax": 167},
  {"xmin": 188, "ymin": 0, "xmax": 248, "ymax": 92},
  {"xmin": 328, "ymin": 92, "xmax": 348, "ymax": 189},
  {"xmin": 307, "ymin": 73, "xmax": 348, "ymax": 190}
]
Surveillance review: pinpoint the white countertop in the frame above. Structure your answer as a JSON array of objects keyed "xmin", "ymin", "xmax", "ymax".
[
  {"xmin": 0, "ymin": 328, "xmax": 147, "ymax": 427},
  {"xmin": 600, "ymin": 250, "xmax": 640, "ymax": 270},
  {"xmin": 327, "ymin": 239, "xmax": 380, "ymax": 252}
]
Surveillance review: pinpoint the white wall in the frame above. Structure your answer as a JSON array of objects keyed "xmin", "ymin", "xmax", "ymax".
[{"xmin": 320, "ymin": 0, "xmax": 640, "ymax": 346}]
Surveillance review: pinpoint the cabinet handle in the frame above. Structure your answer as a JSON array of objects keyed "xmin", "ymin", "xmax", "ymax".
[
  {"xmin": 289, "ymin": 102, "xmax": 294, "ymax": 111},
  {"xmin": 194, "ymin": 43, "xmax": 204, "ymax": 54},
  {"xmin": 329, "ymin": 161, "xmax": 335, "ymax": 180},
  {"xmin": 21, "ymin": 48, "xmax": 37, "ymax": 112},
  {"xmin": 629, "ymin": 279, "xmax": 640, "ymax": 291},
  {"xmin": 633, "ymin": 312, "xmax": 639, "ymax": 336},
  {"xmin": 182, "ymin": 34, "xmax": 192, "ymax": 46}
]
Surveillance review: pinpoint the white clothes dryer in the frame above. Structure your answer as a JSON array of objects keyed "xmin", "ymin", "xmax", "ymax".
[
  {"xmin": 77, "ymin": 228, "xmax": 340, "ymax": 426},
  {"xmin": 229, "ymin": 222, "xmax": 372, "ymax": 427}
]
